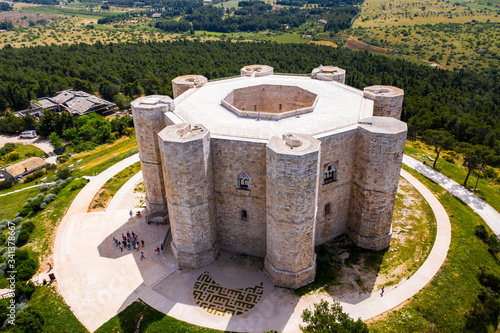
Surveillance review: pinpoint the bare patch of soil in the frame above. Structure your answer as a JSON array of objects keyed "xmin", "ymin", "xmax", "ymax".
[
  {"xmin": 345, "ymin": 36, "xmax": 387, "ymax": 54},
  {"xmin": 0, "ymin": 11, "xmax": 59, "ymax": 27}
]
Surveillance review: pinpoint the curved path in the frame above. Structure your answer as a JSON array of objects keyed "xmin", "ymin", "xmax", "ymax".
[
  {"xmin": 54, "ymin": 154, "xmax": 453, "ymax": 332},
  {"xmin": 403, "ymin": 155, "xmax": 500, "ymax": 237}
]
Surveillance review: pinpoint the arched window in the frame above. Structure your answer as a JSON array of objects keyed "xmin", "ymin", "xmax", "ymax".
[
  {"xmin": 237, "ymin": 172, "xmax": 250, "ymax": 190},
  {"xmin": 241, "ymin": 210, "xmax": 248, "ymax": 222},
  {"xmin": 324, "ymin": 203, "xmax": 331, "ymax": 217},
  {"xmin": 323, "ymin": 164, "xmax": 337, "ymax": 184}
]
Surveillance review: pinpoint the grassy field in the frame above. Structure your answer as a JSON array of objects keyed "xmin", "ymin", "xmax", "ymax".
[
  {"xmin": 350, "ymin": 0, "xmax": 500, "ymax": 71},
  {"xmin": 95, "ymin": 300, "xmax": 223, "ymax": 333},
  {"xmin": 369, "ymin": 165, "xmax": 500, "ymax": 332},
  {"xmin": 404, "ymin": 140, "xmax": 500, "ymax": 213},
  {"xmin": 88, "ymin": 161, "xmax": 141, "ymax": 212},
  {"xmin": 57, "ymin": 134, "xmax": 138, "ymax": 178},
  {"xmin": 0, "ymin": 187, "xmax": 40, "ymax": 221}
]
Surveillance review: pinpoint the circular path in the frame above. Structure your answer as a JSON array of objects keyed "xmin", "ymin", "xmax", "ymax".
[{"xmin": 54, "ymin": 154, "xmax": 451, "ymax": 332}]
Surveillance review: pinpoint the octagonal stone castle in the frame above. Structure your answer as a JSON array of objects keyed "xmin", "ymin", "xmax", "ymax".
[{"xmin": 131, "ymin": 65, "xmax": 407, "ymax": 289}]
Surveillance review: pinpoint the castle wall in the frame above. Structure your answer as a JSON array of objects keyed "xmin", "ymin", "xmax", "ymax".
[
  {"xmin": 158, "ymin": 124, "xmax": 219, "ymax": 268},
  {"xmin": 348, "ymin": 117, "xmax": 407, "ymax": 250},
  {"xmin": 315, "ymin": 130, "xmax": 357, "ymax": 245},
  {"xmin": 265, "ymin": 134, "xmax": 320, "ymax": 288},
  {"xmin": 212, "ymin": 138, "xmax": 267, "ymax": 258}
]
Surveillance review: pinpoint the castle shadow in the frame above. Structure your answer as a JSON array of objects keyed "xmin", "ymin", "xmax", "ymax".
[{"xmin": 96, "ymin": 211, "xmax": 297, "ymax": 332}]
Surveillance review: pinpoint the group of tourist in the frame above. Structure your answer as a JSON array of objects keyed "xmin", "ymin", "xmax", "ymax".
[{"xmin": 113, "ymin": 230, "xmax": 144, "ymax": 252}]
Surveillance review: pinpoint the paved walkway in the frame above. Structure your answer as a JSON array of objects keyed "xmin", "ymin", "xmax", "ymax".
[
  {"xmin": 403, "ymin": 155, "xmax": 500, "ymax": 237},
  {"xmin": 0, "ymin": 182, "xmax": 55, "ymax": 197},
  {"xmin": 53, "ymin": 153, "xmax": 453, "ymax": 332}
]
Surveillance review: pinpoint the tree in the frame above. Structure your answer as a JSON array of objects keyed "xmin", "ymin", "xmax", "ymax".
[
  {"xmin": 62, "ymin": 127, "xmax": 78, "ymax": 142},
  {"xmin": 48, "ymin": 132, "xmax": 62, "ymax": 150},
  {"xmin": 460, "ymin": 143, "xmax": 495, "ymax": 188},
  {"xmin": 422, "ymin": 129, "xmax": 455, "ymax": 169},
  {"xmin": 301, "ymin": 300, "xmax": 369, "ymax": 333}
]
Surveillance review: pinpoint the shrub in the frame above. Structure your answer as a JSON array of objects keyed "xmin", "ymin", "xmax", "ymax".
[
  {"xmin": 15, "ymin": 249, "xmax": 39, "ymax": 281},
  {"xmin": 442, "ymin": 153, "xmax": 455, "ymax": 164},
  {"xmin": 56, "ymin": 155, "xmax": 69, "ymax": 164},
  {"xmin": 5, "ymin": 152, "xmax": 19, "ymax": 162},
  {"xmin": 75, "ymin": 141, "xmax": 97, "ymax": 152},
  {"xmin": 57, "ymin": 168, "xmax": 72, "ymax": 180},
  {"xmin": 12, "ymin": 307, "xmax": 44, "ymax": 332},
  {"xmin": 0, "ymin": 220, "xmax": 9, "ymax": 232},
  {"xmin": 123, "ymin": 127, "xmax": 135, "ymax": 136},
  {"xmin": 0, "ymin": 262, "xmax": 6, "ymax": 276},
  {"xmin": 16, "ymin": 228, "xmax": 30, "ymax": 246},
  {"xmin": 22, "ymin": 221, "xmax": 34, "ymax": 232},
  {"xmin": 14, "ymin": 281, "xmax": 36, "ymax": 302},
  {"xmin": 39, "ymin": 184, "xmax": 48, "ymax": 192},
  {"xmin": 0, "ymin": 178, "xmax": 15, "ymax": 190},
  {"xmin": 69, "ymin": 178, "xmax": 87, "ymax": 191},
  {"xmin": 475, "ymin": 225, "xmax": 488, "ymax": 242},
  {"xmin": 0, "ymin": 143, "xmax": 15, "ymax": 156},
  {"xmin": 12, "ymin": 217, "xmax": 22, "ymax": 225},
  {"xmin": 0, "ymin": 234, "xmax": 6, "ymax": 246},
  {"xmin": 43, "ymin": 193, "xmax": 56, "ymax": 205},
  {"xmin": 45, "ymin": 163, "xmax": 56, "ymax": 171}
]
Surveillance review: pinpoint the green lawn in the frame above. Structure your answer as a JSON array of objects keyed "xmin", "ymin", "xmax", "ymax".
[
  {"xmin": 0, "ymin": 144, "xmax": 47, "ymax": 168},
  {"xmin": 89, "ymin": 161, "xmax": 141, "ymax": 211},
  {"xmin": 95, "ymin": 300, "xmax": 224, "ymax": 333},
  {"xmin": 0, "ymin": 187, "xmax": 41, "ymax": 221},
  {"xmin": 369, "ymin": 165, "xmax": 500, "ymax": 332}
]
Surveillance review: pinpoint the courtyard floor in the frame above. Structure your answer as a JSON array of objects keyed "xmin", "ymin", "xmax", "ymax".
[{"xmin": 54, "ymin": 154, "xmax": 451, "ymax": 332}]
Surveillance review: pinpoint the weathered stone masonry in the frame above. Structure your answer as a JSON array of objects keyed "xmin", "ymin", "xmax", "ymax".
[{"xmin": 131, "ymin": 64, "xmax": 407, "ymax": 289}]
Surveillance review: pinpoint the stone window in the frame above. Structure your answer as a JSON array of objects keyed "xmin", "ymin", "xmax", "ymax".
[
  {"xmin": 237, "ymin": 172, "xmax": 250, "ymax": 190},
  {"xmin": 241, "ymin": 210, "xmax": 248, "ymax": 222},
  {"xmin": 324, "ymin": 203, "xmax": 331, "ymax": 217},
  {"xmin": 323, "ymin": 164, "xmax": 337, "ymax": 184}
]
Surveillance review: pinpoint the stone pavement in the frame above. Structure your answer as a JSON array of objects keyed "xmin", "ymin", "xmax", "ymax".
[
  {"xmin": 403, "ymin": 155, "xmax": 500, "ymax": 237},
  {"xmin": 53, "ymin": 153, "xmax": 453, "ymax": 332}
]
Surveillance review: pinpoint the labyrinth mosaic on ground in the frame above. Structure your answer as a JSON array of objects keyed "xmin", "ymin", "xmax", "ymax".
[{"xmin": 193, "ymin": 271, "xmax": 264, "ymax": 316}]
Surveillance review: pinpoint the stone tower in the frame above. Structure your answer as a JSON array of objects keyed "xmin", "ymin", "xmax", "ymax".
[
  {"xmin": 131, "ymin": 95, "xmax": 173, "ymax": 214},
  {"xmin": 363, "ymin": 86, "xmax": 404, "ymax": 119},
  {"xmin": 157, "ymin": 123, "xmax": 219, "ymax": 269},
  {"xmin": 311, "ymin": 65, "xmax": 346, "ymax": 84},
  {"xmin": 171, "ymin": 75, "xmax": 208, "ymax": 99},
  {"xmin": 348, "ymin": 117, "xmax": 407, "ymax": 250},
  {"xmin": 265, "ymin": 133, "xmax": 320, "ymax": 288}
]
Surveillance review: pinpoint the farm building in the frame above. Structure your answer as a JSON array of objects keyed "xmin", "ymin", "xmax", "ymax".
[
  {"xmin": 0, "ymin": 157, "xmax": 48, "ymax": 181},
  {"xmin": 19, "ymin": 90, "xmax": 116, "ymax": 117}
]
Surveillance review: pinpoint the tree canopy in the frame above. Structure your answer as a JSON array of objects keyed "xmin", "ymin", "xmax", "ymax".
[{"xmin": 0, "ymin": 40, "xmax": 498, "ymax": 162}]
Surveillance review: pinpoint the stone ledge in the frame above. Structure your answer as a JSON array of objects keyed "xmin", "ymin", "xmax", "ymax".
[
  {"xmin": 171, "ymin": 241, "xmax": 220, "ymax": 269},
  {"xmin": 347, "ymin": 228, "xmax": 391, "ymax": 251},
  {"xmin": 264, "ymin": 257, "xmax": 316, "ymax": 289}
]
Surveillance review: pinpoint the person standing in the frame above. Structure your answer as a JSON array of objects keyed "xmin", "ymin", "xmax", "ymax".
[
  {"xmin": 141, "ymin": 240, "xmax": 145, "ymax": 248},
  {"xmin": 129, "ymin": 210, "xmax": 133, "ymax": 218},
  {"xmin": 141, "ymin": 252, "xmax": 145, "ymax": 260}
]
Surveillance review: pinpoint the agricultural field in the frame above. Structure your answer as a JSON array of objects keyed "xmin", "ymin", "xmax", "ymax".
[{"xmin": 349, "ymin": 0, "xmax": 500, "ymax": 71}]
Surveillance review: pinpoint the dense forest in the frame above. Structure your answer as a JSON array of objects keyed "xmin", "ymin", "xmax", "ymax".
[
  {"xmin": 97, "ymin": 0, "xmax": 359, "ymax": 33},
  {"xmin": 0, "ymin": 40, "xmax": 499, "ymax": 160}
]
